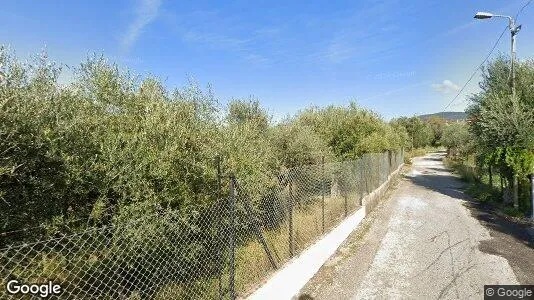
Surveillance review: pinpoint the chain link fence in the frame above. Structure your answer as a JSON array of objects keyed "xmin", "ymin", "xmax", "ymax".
[{"xmin": 1, "ymin": 150, "xmax": 403, "ymax": 299}]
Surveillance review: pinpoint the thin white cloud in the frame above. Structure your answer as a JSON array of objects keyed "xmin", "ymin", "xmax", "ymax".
[
  {"xmin": 360, "ymin": 81, "xmax": 432, "ymax": 102},
  {"xmin": 431, "ymin": 80, "xmax": 460, "ymax": 94},
  {"xmin": 165, "ymin": 13, "xmax": 273, "ymax": 66},
  {"xmin": 121, "ymin": 0, "xmax": 162, "ymax": 51},
  {"xmin": 244, "ymin": 54, "xmax": 270, "ymax": 66},
  {"xmin": 444, "ymin": 21, "xmax": 476, "ymax": 37},
  {"xmin": 182, "ymin": 31, "xmax": 251, "ymax": 51},
  {"xmin": 326, "ymin": 41, "xmax": 355, "ymax": 63},
  {"xmin": 253, "ymin": 27, "xmax": 281, "ymax": 38}
]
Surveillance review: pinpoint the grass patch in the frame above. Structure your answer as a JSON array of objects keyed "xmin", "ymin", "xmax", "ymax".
[
  {"xmin": 235, "ymin": 194, "xmax": 359, "ymax": 297},
  {"xmin": 444, "ymin": 157, "xmax": 478, "ymax": 183},
  {"xmin": 444, "ymin": 157, "xmax": 531, "ymax": 219},
  {"xmin": 502, "ymin": 206, "xmax": 524, "ymax": 218}
]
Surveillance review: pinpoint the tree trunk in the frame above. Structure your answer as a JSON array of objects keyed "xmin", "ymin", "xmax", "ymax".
[
  {"xmin": 513, "ymin": 173, "xmax": 519, "ymax": 208},
  {"xmin": 530, "ymin": 174, "xmax": 534, "ymax": 220},
  {"xmin": 500, "ymin": 174, "xmax": 504, "ymax": 194},
  {"xmin": 489, "ymin": 165, "xmax": 493, "ymax": 187}
]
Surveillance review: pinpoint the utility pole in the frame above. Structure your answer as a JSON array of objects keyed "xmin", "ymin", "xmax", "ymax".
[
  {"xmin": 508, "ymin": 17, "xmax": 523, "ymax": 209},
  {"xmin": 475, "ymin": 11, "xmax": 523, "ymax": 209},
  {"xmin": 509, "ymin": 17, "xmax": 521, "ymax": 98},
  {"xmin": 474, "ymin": 12, "xmax": 522, "ymax": 95}
]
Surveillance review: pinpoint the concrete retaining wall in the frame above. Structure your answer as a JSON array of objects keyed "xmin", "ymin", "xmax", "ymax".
[{"xmin": 248, "ymin": 164, "xmax": 404, "ymax": 300}]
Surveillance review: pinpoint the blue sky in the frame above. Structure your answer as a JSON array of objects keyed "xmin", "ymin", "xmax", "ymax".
[{"xmin": 1, "ymin": 0, "xmax": 533, "ymax": 120}]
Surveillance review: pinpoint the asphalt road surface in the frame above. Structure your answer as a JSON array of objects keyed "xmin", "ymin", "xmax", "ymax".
[{"xmin": 299, "ymin": 152, "xmax": 534, "ymax": 299}]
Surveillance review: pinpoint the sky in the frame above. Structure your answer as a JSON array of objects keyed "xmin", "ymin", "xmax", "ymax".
[{"xmin": 1, "ymin": 0, "xmax": 533, "ymax": 120}]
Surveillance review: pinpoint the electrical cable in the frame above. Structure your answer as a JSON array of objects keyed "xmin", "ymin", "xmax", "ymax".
[
  {"xmin": 444, "ymin": 0, "xmax": 533, "ymax": 110},
  {"xmin": 443, "ymin": 26, "xmax": 507, "ymax": 110}
]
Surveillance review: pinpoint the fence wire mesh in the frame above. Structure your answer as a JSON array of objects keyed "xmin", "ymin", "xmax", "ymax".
[{"xmin": 1, "ymin": 150, "xmax": 403, "ymax": 299}]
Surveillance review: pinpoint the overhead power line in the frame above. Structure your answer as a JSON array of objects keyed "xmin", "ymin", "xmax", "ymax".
[
  {"xmin": 444, "ymin": 0, "xmax": 533, "ymax": 111},
  {"xmin": 443, "ymin": 26, "xmax": 507, "ymax": 111},
  {"xmin": 516, "ymin": 0, "xmax": 533, "ymax": 20}
]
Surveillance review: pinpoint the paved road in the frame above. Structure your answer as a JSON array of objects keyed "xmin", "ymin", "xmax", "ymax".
[{"xmin": 299, "ymin": 152, "xmax": 527, "ymax": 299}]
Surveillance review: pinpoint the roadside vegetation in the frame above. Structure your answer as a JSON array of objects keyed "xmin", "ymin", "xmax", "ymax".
[
  {"xmin": 442, "ymin": 56, "xmax": 534, "ymax": 219},
  {"xmin": 0, "ymin": 48, "xmax": 411, "ymax": 245},
  {"xmin": 391, "ymin": 115, "xmax": 447, "ymax": 164},
  {"xmin": 0, "ymin": 46, "xmax": 469, "ymax": 298},
  {"xmin": 0, "ymin": 47, "xmax": 411, "ymax": 298},
  {"xmin": 0, "ymin": 46, "xmax": 459, "ymax": 245}
]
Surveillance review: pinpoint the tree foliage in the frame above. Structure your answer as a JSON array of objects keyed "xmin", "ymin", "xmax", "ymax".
[
  {"xmin": 0, "ymin": 48, "xmax": 408, "ymax": 244},
  {"xmin": 467, "ymin": 56, "xmax": 534, "ymax": 175},
  {"xmin": 440, "ymin": 123, "xmax": 471, "ymax": 156},
  {"xmin": 390, "ymin": 116, "xmax": 434, "ymax": 149},
  {"xmin": 0, "ymin": 47, "xmax": 411, "ymax": 297},
  {"xmin": 297, "ymin": 103, "xmax": 408, "ymax": 159},
  {"xmin": 466, "ymin": 55, "xmax": 534, "ymax": 212},
  {"xmin": 426, "ymin": 116, "xmax": 447, "ymax": 146}
]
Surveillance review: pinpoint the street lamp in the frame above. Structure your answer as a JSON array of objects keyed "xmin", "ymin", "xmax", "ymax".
[
  {"xmin": 474, "ymin": 12, "xmax": 494, "ymax": 19},
  {"xmin": 474, "ymin": 10, "xmax": 528, "ymax": 212},
  {"xmin": 474, "ymin": 11, "xmax": 521, "ymax": 96}
]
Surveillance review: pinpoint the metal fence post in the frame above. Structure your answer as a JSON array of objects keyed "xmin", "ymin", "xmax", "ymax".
[
  {"xmin": 501, "ymin": 174, "xmax": 504, "ymax": 194},
  {"xmin": 344, "ymin": 195, "xmax": 348, "ymax": 217},
  {"xmin": 358, "ymin": 158, "xmax": 364, "ymax": 206},
  {"xmin": 288, "ymin": 178, "xmax": 294, "ymax": 257},
  {"xmin": 365, "ymin": 155, "xmax": 370, "ymax": 195},
  {"xmin": 237, "ymin": 181, "xmax": 277, "ymax": 269},
  {"xmin": 376, "ymin": 155, "xmax": 380, "ymax": 188},
  {"xmin": 216, "ymin": 156, "xmax": 223, "ymax": 300},
  {"xmin": 530, "ymin": 173, "xmax": 534, "ymax": 221},
  {"xmin": 229, "ymin": 175, "xmax": 236, "ymax": 300},
  {"xmin": 321, "ymin": 156, "xmax": 325, "ymax": 234},
  {"xmin": 388, "ymin": 150, "xmax": 393, "ymax": 173}
]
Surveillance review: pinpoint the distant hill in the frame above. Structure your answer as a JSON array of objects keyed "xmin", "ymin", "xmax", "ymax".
[{"xmin": 418, "ymin": 112, "xmax": 467, "ymax": 122}]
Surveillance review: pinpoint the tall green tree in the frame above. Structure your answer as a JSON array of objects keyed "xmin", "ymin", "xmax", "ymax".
[
  {"xmin": 0, "ymin": 47, "xmax": 410, "ymax": 246},
  {"xmin": 426, "ymin": 116, "xmax": 447, "ymax": 146},
  {"xmin": 390, "ymin": 116, "xmax": 433, "ymax": 149},
  {"xmin": 297, "ymin": 103, "xmax": 408, "ymax": 159},
  {"xmin": 440, "ymin": 123, "xmax": 471, "ymax": 157},
  {"xmin": 467, "ymin": 56, "xmax": 534, "ymax": 212}
]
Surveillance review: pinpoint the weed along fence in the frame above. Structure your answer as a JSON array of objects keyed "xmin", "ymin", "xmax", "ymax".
[{"xmin": 0, "ymin": 150, "xmax": 404, "ymax": 299}]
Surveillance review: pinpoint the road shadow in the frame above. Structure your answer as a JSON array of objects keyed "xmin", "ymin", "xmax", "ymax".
[
  {"xmin": 466, "ymin": 201, "xmax": 533, "ymax": 247},
  {"xmin": 466, "ymin": 199, "xmax": 534, "ymax": 284},
  {"xmin": 418, "ymin": 157, "xmax": 443, "ymax": 162},
  {"xmin": 404, "ymin": 173, "xmax": 467, "ymax": 201},
  {"xmin": 404, "ymin": 164, "xmax": 534, "ymax": 249},
  {"xmin": 424, "ymin": 167, "xmax": 450, "ymax": 173}
]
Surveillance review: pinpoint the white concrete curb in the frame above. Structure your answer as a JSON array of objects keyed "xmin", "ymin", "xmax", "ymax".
[
  {"xmin": 248, "ymin": 164, "xmax": 404, "ymax": 300},
  {"xmin": 248, "ymin": 207, "xmax": 366, "ymax": 300}
]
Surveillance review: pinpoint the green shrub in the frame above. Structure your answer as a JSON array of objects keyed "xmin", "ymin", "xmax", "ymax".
[
  {"xmin": 0, "ymin": 47, "xmax": 408, "ymax": 297},
  {"xmin": 502, "ymin": 206, "xmax": 524, "ymax": 218}
]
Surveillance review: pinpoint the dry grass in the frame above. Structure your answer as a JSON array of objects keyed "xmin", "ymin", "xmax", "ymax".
[
  {"xmin": 235, "ymin": 194, "xmax": 360, "ymax": 297},
  {"xmin": 115, "ymin": 194, "xmax": 363, "ymax": 298}
]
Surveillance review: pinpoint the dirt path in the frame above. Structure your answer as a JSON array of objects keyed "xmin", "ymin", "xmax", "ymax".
[{"xmin": 298, "ymin": 152, "xmax": 533, "ymax": 299}]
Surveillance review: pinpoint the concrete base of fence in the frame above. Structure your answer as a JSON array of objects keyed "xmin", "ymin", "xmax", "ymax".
[
  {"xmin": 248, "ymin": 164, "xmax": 404, "ymax": 300},
  {"xmin": 363, "ymin": 165, "xmax": 404, "ymax": 215}
]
